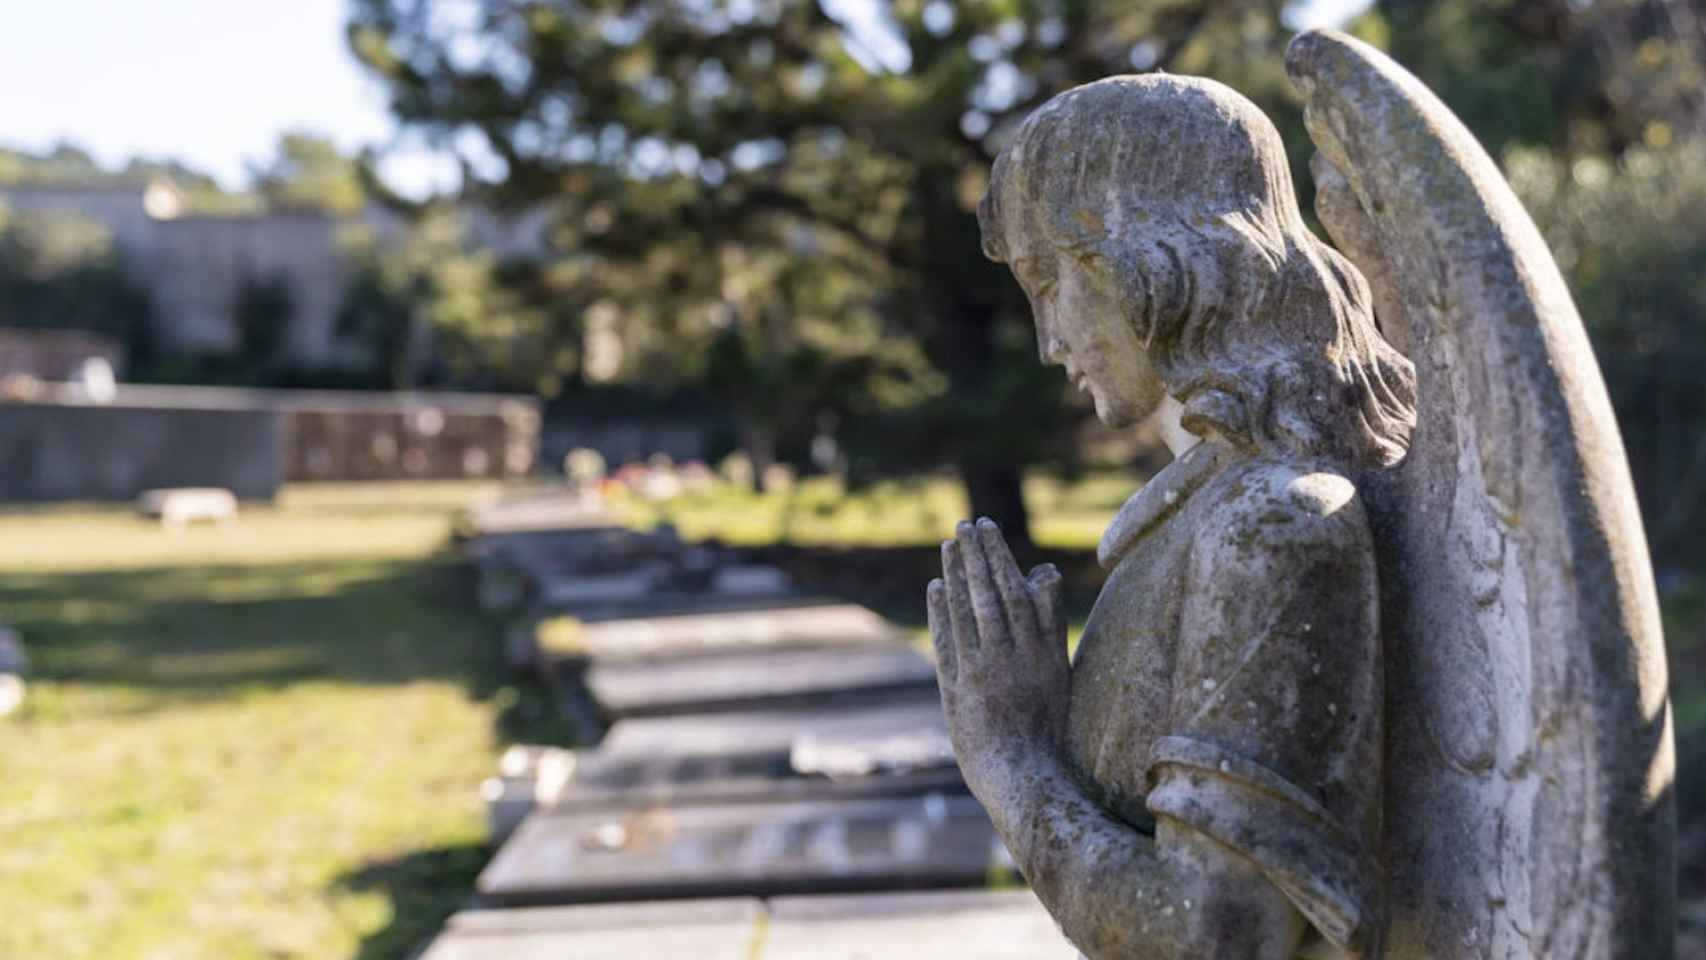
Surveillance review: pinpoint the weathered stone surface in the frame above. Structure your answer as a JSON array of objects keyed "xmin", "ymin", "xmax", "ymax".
[
  {"xmin": 420, "ymin": 898, "xmax": 762, "ymax": 960},
  {"xmin": 421, "ymin": 893, "xmax": 1074, "ymax": 959},
  {"xmin": 542, "ymin": 587, "xmax": 831, "ymax": 620},
  {"xmin": 1291, "ymin": 29, "xmax": 1674, "ymax": 958},
  {"xmin": 764, "ymin": 890, "xmax": 1078, "ymax": 959},
  {"xmin": 561, "ymin": 697, "xmax": 962, "ymax": 810},
  {"xmin": 484, "ymin": 745, "xmax": 577, "ymax": 842},
  {"xmin": 593, "ymin": 696, "xmax": 948, "ymax": 761},
  {"xmin": 562, "ymin": 601, "xmax": 902, "ymax": 658},
  {"xmin": 928, "ymin": 27, "xmax": 1672, "ymax": 959},
  {"xmin": 477, "ymin": 792, "xmax": 1005, "ymax": 906},
  {"xmin": 467, "ymin": 526, "xmax": 683, "ymax": 583},
  {"xmin": 532, "ymin": 564, "xmax": 795, "ymax": 610},
  {"xmin": 582, "ymin": 641, "xmax": 937, "ymax": 718},
  {"xmin": 536, "ymin": 568, "xmax": 666, "ymax": 607},
  {"xmin": 461, "ymin": 490, "xmax": 611, "ymax": 536},
  {"xmin": 136, "ymin": 487, "xmax": 236, "ymax": 528}
]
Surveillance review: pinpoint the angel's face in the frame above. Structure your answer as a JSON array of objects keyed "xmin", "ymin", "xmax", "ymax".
[{"xmin": 1004, "ymin": 225, "xmax": 1164, "ymax": 429}]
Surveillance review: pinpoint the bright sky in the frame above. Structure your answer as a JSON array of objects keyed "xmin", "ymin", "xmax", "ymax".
[
  {"xmin": 0, "ymin": 0, "xmax": 460, "ymax": 198},
  {"xmin": 0, "ymin": 0, "xmax": 1370, "ymax": 200}
]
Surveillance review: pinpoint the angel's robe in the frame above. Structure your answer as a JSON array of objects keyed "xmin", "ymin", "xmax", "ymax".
[{"xmin": 1068, "ymin": 438, "xmax": 1384, "ymax": 958}]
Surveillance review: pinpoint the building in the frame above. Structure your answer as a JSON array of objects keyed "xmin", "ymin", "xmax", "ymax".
[{"xmin": 0, "ymin": 179, "xmax": 546, "ymax": 372}]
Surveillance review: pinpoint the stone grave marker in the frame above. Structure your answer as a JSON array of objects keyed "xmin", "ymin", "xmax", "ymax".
[
  {"xmin": 581, "ymin": 640, "xmax": 938, "ymax": 718},
  {"xmin": 558, "ymin": 601, "xmax": 902, "ymax": 659},
  {"xmin": 478, "ymin": 792, "xmax": 1007, "ymax": 906},
  {"xmin": 557, "ymin": 696, "xmax": 963, "ymax": 811},
  {"xmin": 419, "ymin": 897, "xmax": 763, "ymax": 960},
  {"xmin": 763, "ymin": 890, "xmax": 1078, "ymax": 959}
]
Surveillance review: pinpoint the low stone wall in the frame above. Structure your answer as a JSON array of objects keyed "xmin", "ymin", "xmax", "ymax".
[
  {"xmin": 0, "ymin": 385, "xmax": 540, "ymax": 502},
  {"xmin": 0, "ymin": 401, "xmax": 282, "ymax": 501}
]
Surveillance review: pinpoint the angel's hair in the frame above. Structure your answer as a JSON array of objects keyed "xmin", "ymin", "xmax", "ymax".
[{"xmin": 980, "ymin": 74, "xmax": 1416, "ymax": 470}]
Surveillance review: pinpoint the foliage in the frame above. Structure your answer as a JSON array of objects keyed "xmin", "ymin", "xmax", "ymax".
[
  {"xmin": 345, "ymin": 0, "xmax": 1706, "ymax": 552},
  {"xmin": 1369, "ymin": 0, "xmax": 1706, "ymax": 571},
  {"xmin": 1509, "ymin": 141, "xmax": 1706, "ymax": 568},
  {"xmin": 0, "ymin": 207, "xmax": 155, "ymax": 361},
  {"xmin": 337, "ymin": 209, "xmax": 572, "ymax": 391},
  {"xmin": 1375, "ymin": 0, "xmax": 1706, "ymax": 157},
  {"xmin": 0, "ymin": 142, "xmax": 261, "ymax": 216},
  {"xmin": 346, "ymin": 0, "xmax": 1336, "ymax": 542},
  {"xmin": 232, "ymin": 271, "xmax": 298, "ymax": 372},
  {"xmin": 251, "ymin": 132, "xmax": 370, "ymax": 216}
]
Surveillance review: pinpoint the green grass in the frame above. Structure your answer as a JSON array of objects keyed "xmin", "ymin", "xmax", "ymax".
[
  {"xmin": 610, "ymin": 468, "xmax": 1140, "ymax": 551},
  {"xmin": 8, "ymin": 471, "xmax": 1697, "ymax": 957},
  {"xmin": 0, "ymin": 481, "xmax": 547, "ymax": 960}
]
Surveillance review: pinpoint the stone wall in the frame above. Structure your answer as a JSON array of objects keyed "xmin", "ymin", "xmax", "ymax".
[
  {"xmin": 0, "ymin": 401, "xmax": 283, "ymax": 501},
  {"xmin": 0, "ymin": 385, "xmax": 540, "ymax": 501}
]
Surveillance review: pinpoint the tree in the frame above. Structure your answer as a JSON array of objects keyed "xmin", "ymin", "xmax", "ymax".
[
  {"xmin": 1373, "ymin": 0, "xmax": 1705, "ymax": 158},
  {"xmin": 251, "ymin": 132, "xmax": 369, "ymax": 216},
  {"xmin": 347, "ymin": 0, "xmax": 1326, "ymax": 547},
  {"xmin": 1366, "ymin": 0, "xmax": 1706, "ymax": 569},
  {"xmin": 232, "ymin": 271, "xmax": 297, "ymax": 373},
  {"xmin": 0, "ymin": 207, "xmax": 155, "ymax": 362},
  {"xmin": 337, "ymin": 206, "xmax": 576, "ymax": 391}
]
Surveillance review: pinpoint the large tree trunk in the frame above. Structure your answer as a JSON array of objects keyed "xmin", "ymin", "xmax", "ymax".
[
  {"xmin": 917, "ymin": 161, "xmax": 1038, "ymax": 551},
  {"xmin": 960, "ymin": 460, "xmax": 1032, "ymax": 555}
]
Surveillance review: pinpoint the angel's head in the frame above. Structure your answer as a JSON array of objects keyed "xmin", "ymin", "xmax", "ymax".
[{"xmin": 980, "ymin": 74, "xmax": 1416, "ymax": 469}]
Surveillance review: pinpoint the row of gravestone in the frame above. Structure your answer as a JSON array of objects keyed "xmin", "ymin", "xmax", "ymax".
[{"xmin": 429, "ymin": 491, "xmax": 1071, "ymax": 958}]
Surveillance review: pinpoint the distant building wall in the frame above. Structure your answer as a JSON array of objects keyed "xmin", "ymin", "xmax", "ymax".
[
  {"xmin": 0, "ymin": 182, "xmax": 159, "ymax": 254},
  {"xmin": 0, "ymin": 385, "xmax": 540, "ymax": 502},
  {"xmin": 146, "ymin": 213, "xmax": 353, "ymax": 362},
  {"xmin": 0, "ymin": 181, "xmax": 539, "ymax": 375},
  {"xmin": 0, "ymin": 183, "xmax": 373, "ymax": 369}
]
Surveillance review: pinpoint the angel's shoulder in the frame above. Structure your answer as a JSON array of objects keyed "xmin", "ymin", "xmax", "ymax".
[{"xmin": 1192, "ymin": 457, "xmax": 1373, "ymax": 563}]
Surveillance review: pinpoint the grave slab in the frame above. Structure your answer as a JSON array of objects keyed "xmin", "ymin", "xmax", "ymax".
[
  {"xmin": 560, "ymin": 602, "xmax": 902, "ymax": 658},
  {"xmin": 582, "ymin": 641, "xmax": 937, "ymax": 718},
  {"xmin": 420, "ymin": 898, "xmax": 762, "ymax": 960},
  {"xmin": 763, "ymin": 890, "xmax": 1079, "ymax": 959},
  {"xmin": 559, "ymin": 696, "xmax": 962, "ymax": 811},
  {"xmin": 478, "ymin": 792, "xmax": 1006, "ymax": 906}
]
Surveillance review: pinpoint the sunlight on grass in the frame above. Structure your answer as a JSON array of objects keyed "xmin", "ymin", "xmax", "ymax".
[
  {"xmin": 609, "ymin": 468, "xmax": 1139, "ymax": 551},
  {"xmin": 0, "ymin": 471, "xmax": 1133, "ymax": 958},
  {"xmin": 0, "ymin": 480, "xmax": 506, "ymax": 573},
  {"xmin": 0, "ymin": 481, "xmax": 513, "ymax": 960}
]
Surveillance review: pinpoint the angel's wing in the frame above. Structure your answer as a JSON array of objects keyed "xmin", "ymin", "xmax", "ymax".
[{"xmin": 1286, "ymin": 30, "xmax": 1673, "ymax": 958}]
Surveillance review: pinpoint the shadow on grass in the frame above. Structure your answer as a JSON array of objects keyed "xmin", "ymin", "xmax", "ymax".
[
  {"xmin": 742, "ymin": 541, "xmax": 1107, "ymax": 631},
  {"xmin": 1, "ymin": 546, "xmax": 578, "ymax": 959},
  {"xmin": 334, "ymin": 844, "xmax": 495, "ymax": 960},
  {"xmin": 2, "ymin": 556, "xmax": 558, "ymax": 741}
]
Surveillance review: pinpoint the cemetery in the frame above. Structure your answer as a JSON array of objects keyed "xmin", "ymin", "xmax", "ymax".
[
  {"xmin": 2, "ymin": 4, "xmax": 1703, "ymax": 959},
  {"xmin": 432, "ymin": 488, "xmax": 1033, "ymax": 953}
]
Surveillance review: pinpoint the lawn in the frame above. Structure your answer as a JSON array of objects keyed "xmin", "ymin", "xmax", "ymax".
[
  {"xmin": 0, "ymin": 472, "xmax": 1128, "ymax": 960},
  {"xmin": 3, "ymin": 472, "xmax": 1699, "ymax": 958},
  {"xmin": 0, "ymin": 482, "xmax": 556, "ymax": 960},
  {"xmin": 609, "ymin": 469, "xmax": 1136, "ymax": 551}
]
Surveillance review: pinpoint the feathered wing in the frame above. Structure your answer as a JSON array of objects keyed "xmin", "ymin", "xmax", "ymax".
[{"xmin": 1286, "ymin": 30, "xmax": 1673, "ymax": 958}]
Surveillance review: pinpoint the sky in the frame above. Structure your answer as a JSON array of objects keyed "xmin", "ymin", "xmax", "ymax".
[
  {"xmin": 0, "ymin": 0, "xmax": 1371, "ymax": 201},
  {"xmin": 0, "ymin": 0, "xmax": 460, "ymax": 198}
]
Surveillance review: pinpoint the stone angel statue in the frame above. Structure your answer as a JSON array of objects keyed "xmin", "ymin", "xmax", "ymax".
[{"xmin": 928, "ymin": 30, "xmax": 1674, "ymax": 960}]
